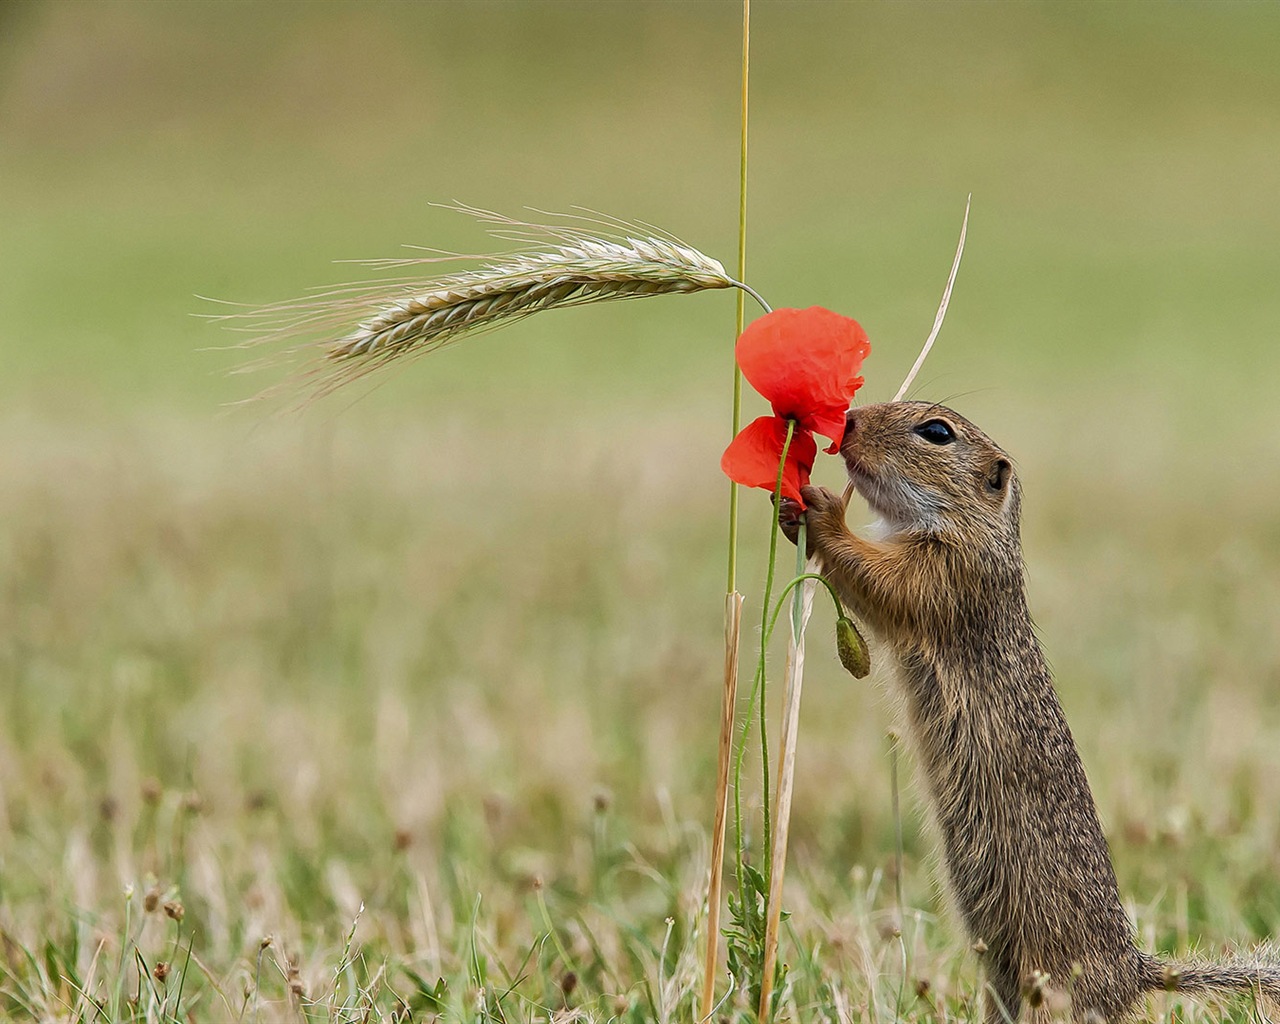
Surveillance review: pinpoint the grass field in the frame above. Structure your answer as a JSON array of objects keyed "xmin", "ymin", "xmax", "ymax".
[{"xmin": 2, "ymin": 2, "xmax": 1279, "ymax": 1020}]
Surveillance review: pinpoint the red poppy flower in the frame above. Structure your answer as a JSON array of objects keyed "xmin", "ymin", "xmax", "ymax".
[{"xmin": 720, "ymin": 307, "xmax": 869, "ymax": 504}]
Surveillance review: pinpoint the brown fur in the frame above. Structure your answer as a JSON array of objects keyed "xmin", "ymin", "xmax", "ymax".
[{"xmin": 785, "ymin": 401, "xmax": 1279, "ymax": 1023}]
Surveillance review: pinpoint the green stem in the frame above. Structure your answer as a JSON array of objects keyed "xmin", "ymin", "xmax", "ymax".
[
  {"xmin": 792, "ymin": 521, "xmax": 806, "ymax": 633},
  {"xmin": 758, "ymin": 421, "xmax": 797, "ymax": 869},
  {"xmin": 725, "ymin": 0, "xmax": 752, "ymax": 597},
  {"xmin": 725, "ymin": 282, "xmax": 773, "ymax": 595},
  {"xmin": 723, "ymin": 277, "xmax": 773, "ymax": 596},
  {"xmin": 732, "ymin": 419, "xmax": 796, "ymax": 888},
  {"xmin": 763, "ymin": 573, "xmax": 844, "ymax": 648},
  {"xmin": 728, "ymin": 423, "xmax": 741, "ymax": 595}
]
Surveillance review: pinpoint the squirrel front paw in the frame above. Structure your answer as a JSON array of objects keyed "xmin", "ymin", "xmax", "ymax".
[
  {"xmin": 777, "ymin": 487, "xmax": 847, "ymax": 557},
  {"xmin": 799, "ymin": 485, "xmax": 849, "ymax": 554},
  {"xmin": 778, "ymin": 497, "xmax": 804, "ymax": 547}
]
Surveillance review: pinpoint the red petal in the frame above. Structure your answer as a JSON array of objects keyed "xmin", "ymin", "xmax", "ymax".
[
  {"xmin": 736, "ymin": 308, "xmax": 870, "ymax": 446},
  {"xmin": 720, "ymin": 416, "xmax": 818, "ymax": 504}
]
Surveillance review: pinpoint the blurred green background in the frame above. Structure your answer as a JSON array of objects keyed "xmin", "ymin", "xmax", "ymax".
[
  {"xmin": 1, "ymin": 2, "xmax": 1279, "ymax": 1018},
  {"xmin": 4, "ymin": 1, "xmax": 1279, "ymax": 435}
]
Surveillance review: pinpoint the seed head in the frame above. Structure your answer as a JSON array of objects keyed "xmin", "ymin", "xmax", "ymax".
[{"xmin": 220, "ymin": 205, "xmax": 739, "ymax": 406}]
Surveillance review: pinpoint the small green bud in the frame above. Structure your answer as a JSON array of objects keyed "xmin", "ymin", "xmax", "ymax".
[{"xmin": 836, "ymin": 617, "xmax": 870, "ymax": 678}]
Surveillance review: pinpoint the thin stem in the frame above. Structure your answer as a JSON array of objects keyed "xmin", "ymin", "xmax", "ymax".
[
  {"xmin": 731, "ymin": 418, "xmax": 796, "ymax": 901},
  {"xmin": 703, "ymin": 4, "xmax": 752, "ymax": 1018},
  {"xmin": 726, "ymin": 0, "xmax": 752, "ymax": 595},
  {"xmin": 757, "ymin": 521, "xmax": 813, "ymax": 1022},
  {"xmin": 702, "ymin": 590, "xmax": 742, "ymax": 1023},
  {"xmin": 728, "ymin": 447, "xmax": 740, "ymax": 597},
  {"xmin": 757, "ymin": 419, "xmax": 794, "ymax": 871},
  {"xmin": 791, "ymin": 522, "xmax": 806, "ymax": 630},
  {"xmin": 722, "ymin": 282, "xmax": 769, "ymax": 600},
  {"xmin": 893, "ymin": 194, "xmax": 971, "ymax": 402},
  {"xmin": 730, "ymin": 279, "xmax": 773, "ymax": 316},
  {"xmin": 890, "ymin": 732, "xmax": 909, "ymax": 1018},
  {"xmin": 764, "ymin": 574, "xmax": 844, "ymax": 646},
  {"xmin": 891, "ymin": 734, "xmax": 905, "ymax": 920},
  {"xmin": 537, "ymin": 885, "xmax": 579, "ymax": 979}
]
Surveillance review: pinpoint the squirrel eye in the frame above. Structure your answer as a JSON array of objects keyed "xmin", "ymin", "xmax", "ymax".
[{"xmin": 913, "ymin": 419, "xmax": 956, "ymax": 445}]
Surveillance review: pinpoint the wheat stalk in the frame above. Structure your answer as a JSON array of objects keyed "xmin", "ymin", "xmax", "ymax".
[
  {"xmin": 702, "ymin": 2, "xmax": 754, "ymax": 1019},
  {"xmin": 213, "ymin": 205, "xmax": 758, "ymax": 405}
]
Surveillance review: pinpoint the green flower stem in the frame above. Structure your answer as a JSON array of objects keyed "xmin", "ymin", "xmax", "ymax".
[
  {"xmin": 727, "ymin": 407, "xmax": 742, "ymax": 595},
  {"xmin": 725, "ymin": 0, "xmax": 753, "ymax": 598},
  {"xmin": 705, "ymin": 9, "xmax": 753, "ymax": 1019},
  {"xmin": 733, "ymin": 418, "xmax": 796, "ymax": 893},
  {"xmin": 764, "ymin": 573, "xmax": 845, "ymax": 648}
]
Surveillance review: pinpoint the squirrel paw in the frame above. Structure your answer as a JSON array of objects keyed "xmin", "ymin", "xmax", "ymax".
[
  {"xmin": 800, "ymin": 484, "xmax": 846, "ymax": 521},
  {"xmin": 799, "ymin": 485, "xmax": 848, "ymax": 552},
  {"xmin": 778, "ymin": 487, "xmax": 846, "ymax": 556},
  {"xmin": 778, "ymin": 497, "xmax": 804, "ymax": 546}
]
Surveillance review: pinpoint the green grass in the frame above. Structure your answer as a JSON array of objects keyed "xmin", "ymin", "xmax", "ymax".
[{"xmin": 1, "ymin": 2, "xmax": 1279, "ymax": 1020}]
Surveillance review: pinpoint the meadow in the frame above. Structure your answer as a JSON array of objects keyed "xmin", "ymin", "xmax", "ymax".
[{"xmin": 1, "ymin": 2, "xmax": 1278, "ymax": 1020}]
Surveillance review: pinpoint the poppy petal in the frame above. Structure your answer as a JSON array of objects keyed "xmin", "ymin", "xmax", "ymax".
[
  {"xmin": 720, "ymin": 416, "xmax": 818, "ymax": 504},
  {"xmin": 736, "ymin": 308, "xmax": 870, "ymax": 446},
  {"xmin": 810, "ymin": 381, "xmax": 863, "ymax": 453}
]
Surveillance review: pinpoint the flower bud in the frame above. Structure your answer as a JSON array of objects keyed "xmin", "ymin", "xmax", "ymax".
[{"xmin": 836, "ymin": 617, "xmax": 870, "ymax": 678}]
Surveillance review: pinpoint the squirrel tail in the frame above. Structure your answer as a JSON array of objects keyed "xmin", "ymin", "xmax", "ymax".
[{"xmin": 1142, "ymin": 952, "xmax": 1280, "ymax": 1020}]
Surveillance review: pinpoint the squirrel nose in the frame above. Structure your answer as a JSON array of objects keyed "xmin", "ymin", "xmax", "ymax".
[{"xmin": 844, "ymin": 407, "xmax": 859, "ymax": 437}]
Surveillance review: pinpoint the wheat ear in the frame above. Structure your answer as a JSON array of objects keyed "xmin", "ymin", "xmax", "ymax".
[{"xmin": 210, "ymin": 206, "xmax": 760, "ymax": 405}]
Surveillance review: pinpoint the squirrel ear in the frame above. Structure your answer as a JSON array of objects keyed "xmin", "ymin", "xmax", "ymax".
[{"xmin": 986, "ymin": 458, "xmax": 1012, "ymax": 493}]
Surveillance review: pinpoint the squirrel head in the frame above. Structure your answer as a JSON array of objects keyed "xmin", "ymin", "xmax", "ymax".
[{"xmin": 841, "ymin": 401, "xmax": 1020, "ymax": 543}]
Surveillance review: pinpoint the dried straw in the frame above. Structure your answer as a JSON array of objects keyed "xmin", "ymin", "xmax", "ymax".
[
  {"xmin": 892, "ymin": 194, "xmax": 971, "ymax": 403},
  {"xmin": 757, "ymin": 526, "xmax": 816, "ymax": 1021},
  {"xmin": 212, "ymin": 205, "xmax": 749, "ymax": 405},
  {"xmin": 838, "ymin": 195, "xmax": 972, "ymax": 504}
]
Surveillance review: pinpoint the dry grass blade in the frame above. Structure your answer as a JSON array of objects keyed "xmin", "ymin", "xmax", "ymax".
[
  {"xmin": 892, "ymin": 194, "xmax": 971, "ymax": 403},
  {"xmin": 841, "ymin": 196, "xmax": 972, "ymax": 505},
  {"xmin": 702, "ymin": 590, "xmax": 744, "ymax": 1022},
  {"xmin": 212, "ymin": 207, "xmax": 738, "ymax": 405},
  {"xmin": 757, "ymin": 548, "xmax": 817, "ymax": 1022}
]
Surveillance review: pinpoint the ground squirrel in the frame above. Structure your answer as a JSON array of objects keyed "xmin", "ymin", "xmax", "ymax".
[{"xmin": 781, "ymin": 401, "xmax": 1280, "ymax": 1023}]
